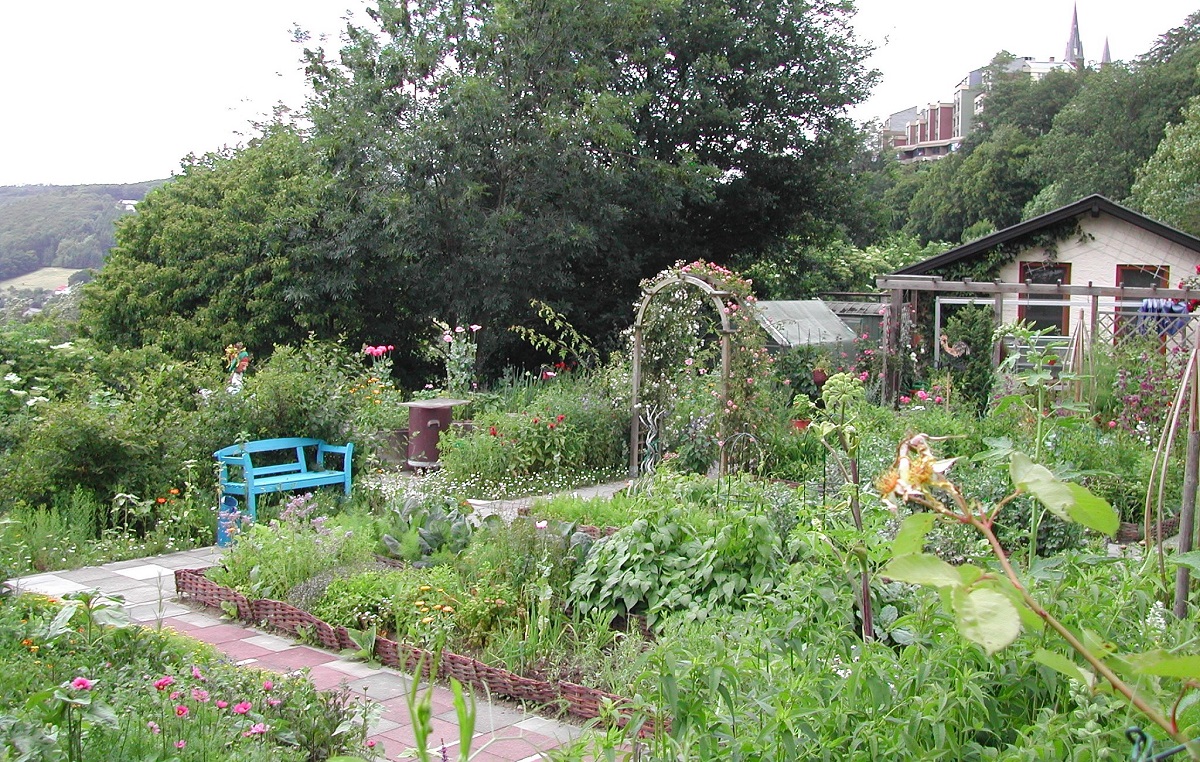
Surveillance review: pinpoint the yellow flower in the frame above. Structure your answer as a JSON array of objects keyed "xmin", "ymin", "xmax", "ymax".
[
  {"xmin": 419, "ymin": 585, "xmax": 432, "ymax": 592},
  {"xmin": 414, "ymin": 601, "xmax": 425, "ymax": 607},
  {"xmin": 442, "ymin": 606, "xmax": 454, "ymax": 614},
  {"xmin": 432, "ymin": 604, "xmax": 443, "ymax": 611},
  {"xmin": 420, "ymin": 616, "xmax": 433, "ymax": 624}
]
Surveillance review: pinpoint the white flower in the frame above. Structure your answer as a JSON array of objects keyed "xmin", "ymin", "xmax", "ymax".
[
  {"xmin": 3, "ymin": 372, "xmax": 20, "ymax": 383},
  {"xmin": 9, "ymin": 389, "xmax": 26, "ymax": 397},
  {"xmin": 50, "ymin": 342, "xmax": 73, "ymax": 350}
]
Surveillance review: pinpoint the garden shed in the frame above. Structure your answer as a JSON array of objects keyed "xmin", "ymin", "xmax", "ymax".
[
  {"xmin": 886, "ymin": 195, "xmax": 1200, "ymax": 347},
  {"xmin": 754, "ymin": 299, "xmax": 857, "ymax": 350}
]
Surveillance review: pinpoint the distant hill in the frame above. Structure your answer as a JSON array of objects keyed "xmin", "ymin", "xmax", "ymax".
[{"xmin": 0, "ymin": 181, "xmax": 167, "ymax": 282}]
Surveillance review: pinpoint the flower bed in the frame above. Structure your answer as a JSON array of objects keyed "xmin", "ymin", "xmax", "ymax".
[{"xmin": 174, "ymin": 568, "xmax": 661, "ymax": 735}]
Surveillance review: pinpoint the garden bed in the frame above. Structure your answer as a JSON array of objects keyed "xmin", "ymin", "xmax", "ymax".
[{"xmin": 174, "ymin": 567, "xmax": 662, "ymax": 735}]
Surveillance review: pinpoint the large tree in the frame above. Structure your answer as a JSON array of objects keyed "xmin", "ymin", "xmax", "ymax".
[
  {"xmin": 302, "ymin": 0, "xmax": 876, "ymax": 362},
  {"xmin": 81, "ymin": 123, "xmax": 341, "ymax": 358},
  {"xmin": 1130, "ymin": 96, "xmax": 1200, "ymax": 236}
]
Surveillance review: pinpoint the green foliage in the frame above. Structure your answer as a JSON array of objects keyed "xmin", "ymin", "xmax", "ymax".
[
  {"xmin": 903, "ymin": 125, "xmax": 1040, "ymax": 245},
  {"xmin": 568, "ymin": 503, "xmax": 784, "ymax": 628},
  {"xmin": 438, "ymin": 368, "xmax": 629, "ymax": 492},
  {"xmin": 742, "ymin": 234, "xmax": 945, "ymax": 299},
  {"xmin": 79, "ymin": 122, "xmax": 345, "ymax": 361},
  {"xmin": 206, "ymin": 502, "xmax": 376, "ymax": 600},
  {"xmin": 508, "ymin": 299, "xmax": 599, "ymax": 368},
  {"xmin": 1031, "ymin": 29, "xmax": 1200, "ymax": 209},
  {"xmin": 0, "ymin": 592, "xmax": 378, "ymax": 762},
  {"xmin": 379, "ymin": 495, "xmax": 473, "ymax": 563},
  {"xmin": 943, "ymin": 304, "xmax": 996, "ymax": 416},
  {"xmin": 1130, "ymin": 94, "xmax": 1200, "ymax": 234}
]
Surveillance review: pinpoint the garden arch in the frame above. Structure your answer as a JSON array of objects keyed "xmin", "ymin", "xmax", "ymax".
[{"xmin": 629, "ymin": 271, "xmax": 751, "ymax": 477}]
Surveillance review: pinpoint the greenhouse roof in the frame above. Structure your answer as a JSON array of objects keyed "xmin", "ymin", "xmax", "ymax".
[{"xmin": 754, "ymin": 300, "xmax": 857, "ymax": 348}]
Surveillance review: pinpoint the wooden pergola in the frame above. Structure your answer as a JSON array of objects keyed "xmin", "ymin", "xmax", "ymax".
[{"xmin": 876, "ymin": 274, "xmax": 1200, "ymax": 403}]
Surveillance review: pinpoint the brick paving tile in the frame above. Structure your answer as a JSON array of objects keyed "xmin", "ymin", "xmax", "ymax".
[
  {"xmin": 304, "ymin": 664, "xmax": 356, "ymax": 691},
  {"xmin": 253, "ymin": 646, "xmax": 339, "ymax": 671},
  {"xmin": 213, "ymin": 639, "xmax": 275, "ymax": 661},
  {"xmin": 374, "ymin": 716, "xmax": 464, "ymax": 753},
  {"xmin": 468, "ymin": 733, "xmax": 563, "ymax": 760},
  {"xmin": 187, "ymin": 624, "xmax": 261, "ymax": 645}
]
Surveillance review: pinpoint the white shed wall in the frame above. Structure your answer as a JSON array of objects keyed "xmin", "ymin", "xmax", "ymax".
[{"xmin": 992, "ymin": 214, "xmax": 1200, "ymax": 330}]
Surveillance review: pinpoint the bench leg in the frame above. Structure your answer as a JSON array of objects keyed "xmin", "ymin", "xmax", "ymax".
[{"xmin": 246, "ymin": 491, "xmax": 257, "ymax": 522}]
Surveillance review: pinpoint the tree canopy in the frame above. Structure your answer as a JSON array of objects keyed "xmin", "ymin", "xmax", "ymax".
[{"xmin": 297, "ymin": 0, "xmax": 876, "ymax": 364}]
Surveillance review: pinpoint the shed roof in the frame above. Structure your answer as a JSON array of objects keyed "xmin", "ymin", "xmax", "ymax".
[{"xmin": 894, "ymin": 195, "xmax": 1200, "ymax": 277}]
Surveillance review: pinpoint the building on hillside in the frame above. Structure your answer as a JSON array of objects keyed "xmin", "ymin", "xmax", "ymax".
[{"xmin": 887, "ymin": 7, "xmax": 1091, "ymax": 163}]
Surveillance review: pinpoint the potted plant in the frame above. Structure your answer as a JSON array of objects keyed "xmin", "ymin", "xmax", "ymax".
[
  {"xmin": 790, "ymin": 394, "xmax": 818, "ymax": 431},
  {"xmin": 811, "ymin": 356, "xmax": 832, "ymax": 387}
]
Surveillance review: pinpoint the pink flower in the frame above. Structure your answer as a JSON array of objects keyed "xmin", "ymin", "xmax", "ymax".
[
  {"xmin": 153, "ymin": 676, "xmax": 174, "ymax": 691},
  {"xmin": 1108, "ymin": 420, "xmax": 1117, "ymax": 428},
  {"xmin": 192, "ymin": 688, "xmax": 210, "ymax": 703},
  {"xmin": 934, "ymin": 396, "xmax": 944, "ymax": 404},
  {"xmin": 170, "ymin": 691, "xmax": 180, "ymax": 700},
  {"xmin": 243, "ymin": 723, "xmax": 271, "ymax": 736},
  {"xmin": 191, "ymin": 665, "xmax": 205, "ymax": 682},
  {"xmin": 176, "ymin": 740, "xmax": 186, "ymax": 750},
  {"xmin": 147, "ymin": 721, "xmax": 160, "ymax": 734},
  {"xmin": 175, "ymin": 705, "xmax": 189, "ymax": 718},
  {"xmin": 216, "ymin": 700, "xmax": 228, "ymax": 709},
  {"xmin": 443, "ymin": 334, "xmax": 453, "ymax": 343},
  {"xmin": 469, "ymin": 325, "xmax": 481, "ymax": 332},
  {"xmin": 262, "ymin": 680, "xmax": 273, "ymax": 692},
  {"xmin": 367, "ymin": 739, "xmax": 377, "ymax": 748},
  {"xmin": 233, "ymin": 702, "xmax": 252, "ymax": 715},
  {"xmin": 916, "ymin": 390, "xmax": 930, "ymax": 401},
  {"xmin": 267, "ymin": 698, "xmax": 282, "ymax": 707},
  {"xmin": 684, "ymin": 358, "xmax": 694, "ymax": 366},
  {"xmin": 70, "ymin": 677, "xmax": 94, "ymax": 691},
  {"xmin": 899, "ymin": 395, "xmax": 911, "ymax": 404}
]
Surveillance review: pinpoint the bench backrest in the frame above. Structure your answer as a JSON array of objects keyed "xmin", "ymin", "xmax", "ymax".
[{"xmin": 213, "ymin": 437, "xmax": 325, "ymax": 458}]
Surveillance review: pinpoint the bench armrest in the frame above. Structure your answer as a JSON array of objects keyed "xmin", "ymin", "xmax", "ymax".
[{"xmin": 317, "ymin": 442, "xmax": 354, "ymax": 471}]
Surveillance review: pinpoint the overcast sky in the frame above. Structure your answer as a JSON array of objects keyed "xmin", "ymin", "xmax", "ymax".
[{"xmin": 0, "ymin": 1, "xmax": 1195, "ymax": 187}]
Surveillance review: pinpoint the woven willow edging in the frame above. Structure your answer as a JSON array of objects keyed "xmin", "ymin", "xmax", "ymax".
[{"xmin": 173, "ymin": 568, "xmax": 661, "ymax": 734}]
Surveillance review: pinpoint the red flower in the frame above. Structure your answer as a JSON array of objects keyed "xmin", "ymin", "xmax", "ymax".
[
  {"xmin": 555, "ymin": 414, "xmax": 565, "ymax": 422},
  {"xmin": 488, "ymin": 426, "xmax": 498, "ymax": 436}
]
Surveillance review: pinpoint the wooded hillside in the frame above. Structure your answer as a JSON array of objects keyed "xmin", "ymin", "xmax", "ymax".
[{"xmin": 0, "ymin": 181, "xmax": 163, "ymax": 282}]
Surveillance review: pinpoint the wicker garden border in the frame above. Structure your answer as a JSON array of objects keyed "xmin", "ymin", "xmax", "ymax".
[{"xmin": 173, "ymin": 568, "xmax": 662, "ymax": 735}]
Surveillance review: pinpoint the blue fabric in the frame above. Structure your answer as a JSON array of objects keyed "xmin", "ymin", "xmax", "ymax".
[{"xmin": 1137, "ymin": 298, "xmax": 1190, "ymax": 336}]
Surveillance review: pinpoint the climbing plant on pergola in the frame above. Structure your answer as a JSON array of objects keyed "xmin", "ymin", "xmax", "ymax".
[{"xmin": 629, "ymin": 261, "xmax": 773, "ymax": 477}]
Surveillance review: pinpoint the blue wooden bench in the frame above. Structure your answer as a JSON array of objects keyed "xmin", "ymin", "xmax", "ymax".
[{"xmin": 214, "ymin": 437, "xmax": 354, "ymax": 518}]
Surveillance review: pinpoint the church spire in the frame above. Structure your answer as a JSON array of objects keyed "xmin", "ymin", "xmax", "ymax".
[
  {"xmin": 1065, "ymin": 4, "xmax": 1085, "ymax": 69},
  {"xmin": 1101, "ymin": 37, "xmax": 1111, "ymax": 65}
]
